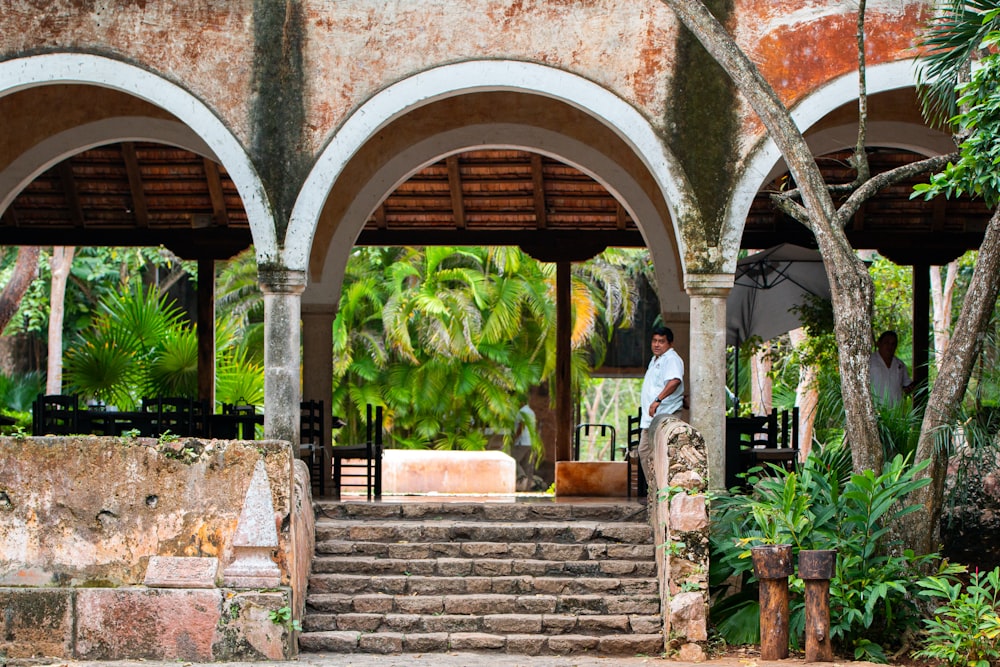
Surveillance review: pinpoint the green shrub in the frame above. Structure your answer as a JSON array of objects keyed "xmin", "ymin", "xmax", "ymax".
[
  {"xmin": 710, "ymin": 443, "xmax": 937, "ymax": 661},
  {"xmin": 915, "ymin": 565, "xmax": 1000, "ymax": 667}
]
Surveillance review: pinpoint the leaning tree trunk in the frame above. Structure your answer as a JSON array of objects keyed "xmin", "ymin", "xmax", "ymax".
[
  {"xmin": 905, "ymin": 208, "xmax": 1000, "ymax": 554},
  {"xmin": 0, "ymin": 246, "xmax": 40, "ymax": 334},
  {"xmin": 661, "ymin": 0, "xmax": 883, "ymax": 473}
]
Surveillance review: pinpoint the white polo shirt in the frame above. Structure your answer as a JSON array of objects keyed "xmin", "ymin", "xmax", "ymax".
[
  {"xmin": 640, "ymin": 348, "xmax": 684, "ymax": 428},
  {"xmin": 870, "ymin": 351, "xmax": 911, "ymax": 406}
]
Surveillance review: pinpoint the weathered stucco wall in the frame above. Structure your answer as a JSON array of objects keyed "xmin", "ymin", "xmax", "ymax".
[
  {"xmin": 0, "ymin": 0, "xmax": 936, "ymax": 271},
  {"xmin": 0, "ymin": 1, "xmax": 931, "ymax": 167},
  {"xmin": 733, "ymin": 0, "xmax": 932, "ymax": 148},
  {"xmin": 0, "ymin": 436, "xmax": 311, "ymax": 661}
]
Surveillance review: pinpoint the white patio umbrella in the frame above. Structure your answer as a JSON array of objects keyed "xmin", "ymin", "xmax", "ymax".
[{"xmin": 726, "ymin": 243, "xmax": 831, "ymax": 411}]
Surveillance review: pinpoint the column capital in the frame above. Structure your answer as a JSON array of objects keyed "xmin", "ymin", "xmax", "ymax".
[
  {"xmin": 259, "ymin": 267, "xmax": 306, "ymax": 296},
  {"xmin": 684, "ymin": 272, "xmax": 733, "ymax": 298}
]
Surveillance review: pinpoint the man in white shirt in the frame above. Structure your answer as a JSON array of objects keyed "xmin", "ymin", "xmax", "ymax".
[
  {"xmin": 638, "ymin": 325, "xmax": 685, "ymax": 493},
  {"xmin": 870, "ymin": 330, "xmax": 913, "ymax": 407}
]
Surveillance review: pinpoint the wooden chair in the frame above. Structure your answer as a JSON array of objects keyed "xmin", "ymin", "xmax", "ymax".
[
  {"xmin": 143, "ymin": 397, "xmax": 199, "ymax": 437},
  {"xmin": 572, "ymin": 422, "xmax": 616, "ymax": 461},
  {"xmin": 331, "ymin": 404, "xmax": 383, "ymax": 501},
  {"xmin": 626, "ymin": 410, "xmax": 647, "ymax": 500},
  {"xmin": 748, "ymin": 407, "xmax": 799, "ymax": 471},
  {"xmin": 299, "ymin": 399, "xmax": 326, "ymax": 496},
  {"xmin": 216, "ymin": 402, "xmax": 259, "ymax": 440},
  {"xmin": 32, "ymin": 394, "xmax": 78, "ymax": 435}
]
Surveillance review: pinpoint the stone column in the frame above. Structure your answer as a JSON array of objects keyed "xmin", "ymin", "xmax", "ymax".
[
  {"xmin": 302, "ymin": 303, "xmax": 336, "ymax": 491},
  {"xmin": 260, "ymin": 268, "xmax": 306, "ymax": 447},
  {"xmin": 685, "ymin": 274, "xmax": 732, "ymax": 491}
]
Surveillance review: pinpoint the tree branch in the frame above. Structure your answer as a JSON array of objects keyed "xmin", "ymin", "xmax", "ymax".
[
  {"xmin": 768, "ymin": 191, "xmax": 810, "ymax": 225},
  {"xmin": 834, "ymin": 152, "xmax": 959, "ymax": 225}
]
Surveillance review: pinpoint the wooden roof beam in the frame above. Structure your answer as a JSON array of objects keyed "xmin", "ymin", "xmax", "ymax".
[
  {"xmin": 446, "ymin": 155, "xmax": 466, "ymax": 229},
  {"xmin": 57, "ymin": 161, "xmax": 86, "ymax": 228},
  {"xmin": 203, "ymin": 158, "xmax": 230, "ymax": 227},
  {"xmin": 531, "ymin": 153, "xmax": 547, "ymax": 229},
  {"xmin": 122, "ymin": 142, "xmax": 150, "ymax": 228}
]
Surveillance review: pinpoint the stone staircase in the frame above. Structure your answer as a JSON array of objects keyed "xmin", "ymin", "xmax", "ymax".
[{"xmin": 298, "ymin": 500, "xmax": 663, "ymax": 656}]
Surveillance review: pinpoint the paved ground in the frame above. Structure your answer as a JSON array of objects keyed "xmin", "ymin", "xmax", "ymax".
[{"xmin": 55, "ymin": 655, "xmax": 868, "ymax": 667}]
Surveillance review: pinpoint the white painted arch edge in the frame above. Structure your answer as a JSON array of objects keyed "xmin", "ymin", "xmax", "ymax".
[
  {"xmin": 285, "ymin": 59, "xmax": 696, "ymax": 275},
  {"xmin": 721, "ymin": 58, "xmax": 931, "ymax": 269},
  {"xmin": 303, "ymin": 122, "xmax": 688, "ymax": 314},
  {"xmin": 0, "ymin": 53, "xmax": 278, "ymax": 261}
]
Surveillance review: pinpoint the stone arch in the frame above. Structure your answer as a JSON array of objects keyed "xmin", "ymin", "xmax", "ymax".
[
  {"xmin": 0, "ymin": 53, "xmax": 277, "ymax": 260},
  {"xmin": 288, "ymin": 60, "xmax": 697, "ymax": 310},
  {"xmin": 722, "ymin": 59, "xmax": 953, "ymax": 263}
]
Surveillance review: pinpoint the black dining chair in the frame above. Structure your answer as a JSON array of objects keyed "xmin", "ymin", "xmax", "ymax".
[
  {"xmin": 32, "ymin": 394, "xmax": 79, "ymax": 435},
  {"xmin": 330, "ymin": 404, "xmax": 383, "ymax": 501},
  {"xmin": 143, "ymin": 397, "xmax": 198, "ymax": 437},
  {"xmin": 572, "ymin": 422, "xmax": 616, "ymax": 461},
  {"xmin": 299, "ymin": 399, "xmax": 326, "ymax": 496},
  {"xmin": 217, "ymin": 402, "xmax": 259, "ymax": 440}
]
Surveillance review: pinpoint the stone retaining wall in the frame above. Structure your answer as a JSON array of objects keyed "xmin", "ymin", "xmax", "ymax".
[{"xmin": 0, "ymin": 436, "xmax": 312, "ymax": 661}]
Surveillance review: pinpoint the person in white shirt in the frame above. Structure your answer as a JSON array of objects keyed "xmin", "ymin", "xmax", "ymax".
[
  {"xmin": 870, "ymin": 330, "xmax": 913, "ymax": 407},
  {"xmin": 638, "ymin": 325, "xmax": 685, "ymax": 493}
]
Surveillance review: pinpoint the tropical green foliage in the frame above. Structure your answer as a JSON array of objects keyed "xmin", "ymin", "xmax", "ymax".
[
  {"xmin": 0, "ymin": 370, "xmax": 44, "ymax": 430},
  {"xmin": 915, "ymin": 9, "xmax": 1000, "ymax": 206},
  {"xmin": 62, "ymin": 282, "xmax": 262, "ymax": 410},
  {"xmin": 1, "ymin": 246, "xmax": 194, "ymax": 340},
  {"xmin": 331, "ymin": 245, "xmax": 640, "ymax": 450},
  {"xmin": 915, "ymin": 565, "xmax": 1000, "ymax": 667},
  {"xmin": 917, "ymin": 0, "xmax": 1000, "ymax": 126},
  {"xmin": 64, "ymin": 284, "xmax": 194, "ymax": 409},
  {"xmin": 710, "ymin": 445, "xmax": 938, "ymax": 661}
]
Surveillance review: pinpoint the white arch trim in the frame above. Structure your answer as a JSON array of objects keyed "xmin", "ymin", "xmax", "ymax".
[
  {"xmin": 303, "ymin": 122, "xmax": 688, "ymax": 315},
  {"xmin": 0, "ymin": 117, "xmax": 216, "ymax": 214},
  {"xmin": 0, "ymin": 53, "xmax": 277, "ymax": 260},
  {"xmin": 722, "ymin": 58, "xmax": 935, "ymax": 269},
  {"xmin": 287, "ymin": 59, "xmax": 696, "ymax": 275}
]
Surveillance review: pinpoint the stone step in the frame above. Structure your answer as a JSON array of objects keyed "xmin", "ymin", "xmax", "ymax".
[
  {"xmin": 314, "ymin": 519, "xmax": 653, "ymax": 545},
  {"xmin": 303, "ymin": 610, "xmax": 662, "ymax": 635},
  {"xmin": 298, "ymin": 630, "xmax": 664, "ymax": 656},
  {"xmin": 312, "ymin": 555, "xmax": 657, "ymax": 577},
  {"xmin": 306, "ymin": 592, "xmax": 661, "ymax": 616},
  {"xmin": 307, "ymin": 572, "xmax": 659, "ymax": 597},
  {"xmin": 313, "ymin": 500, "xmax": 647, "ymax": 523},
  {"xmin": 315, "ymin": 539, "xmax": 655, "ymax": 561}
]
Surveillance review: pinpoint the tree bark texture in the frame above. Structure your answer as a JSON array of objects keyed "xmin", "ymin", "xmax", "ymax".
[
  {"xmin": 47, "ymin": 247, "xmax": 74, "ymax": 395},
  {"xmin": 0, "ymin": 246, "xmax": 40, "ymax": 336},
  {"xmin": 908, "ymin": 208, "xmax": 1000, "ymax": 554},
  {"xmin": 660, "ymin": 0, "xmax": 882, "ymax": 474}
]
